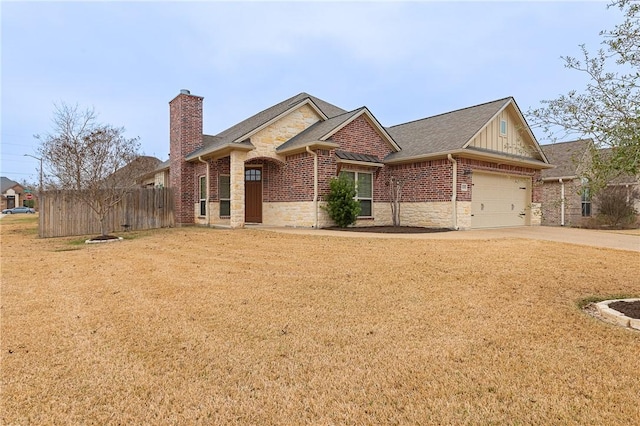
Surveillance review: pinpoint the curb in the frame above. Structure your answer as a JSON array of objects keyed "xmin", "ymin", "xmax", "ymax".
[{"xmin": 595, "ymin": 298, "xmax": 640, "ymax": 331}]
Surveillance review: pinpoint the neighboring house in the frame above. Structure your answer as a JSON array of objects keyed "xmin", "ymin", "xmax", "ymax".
[
  {"xmin": 168, "ymin": 90, "xmax": 551, "ymax": 230},
  {"xmin": 1, "ymin": 177, "xmax": 26, "ymax": 210},
  {"xmin": 107, "ymin": 155, "xmax": 162, "ymax": 188},
  {"xmin": 138, "ymin": 159, "xmax": 170, "ymax": 188},
  {"xmin": 540, "ymin": 139, "xmax": 640, "ymax": 226}
]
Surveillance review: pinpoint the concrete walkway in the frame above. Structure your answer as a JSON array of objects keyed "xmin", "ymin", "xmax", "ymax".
[{"xmin": 254, "ymin": 225, "xmax": 640, "ymax": 252}]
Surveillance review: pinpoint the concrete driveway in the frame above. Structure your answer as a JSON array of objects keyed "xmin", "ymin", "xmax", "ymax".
[{"xmin": 259, "ymin": 226, "xmax": 640, "ymax": 252}]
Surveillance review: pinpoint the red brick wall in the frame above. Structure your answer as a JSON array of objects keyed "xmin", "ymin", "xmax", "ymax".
[
  {"xmin": 541, "ymin": 179, "xmax": 585, "ymax": 226},
  {"xmin": 169, "ymin": 92, "xmax": 203, "ymax": 224},
  {"xmin": 272, "ymin": 153, "xmax": 314, "ymax": 202},
  {"xmin": 330, "ymin": 115, "xmax": 396, "ymax": 160},
  {"xmin": 381, "ymin": 157, "xmax": 540, "ymax": 203},
  {"xmin": 385, "ymin": 160, "xmax": 453, "ymax": 202},
  {"xmin": 208, "ymin": 157, "xmax": 230, "ymax": 201}
]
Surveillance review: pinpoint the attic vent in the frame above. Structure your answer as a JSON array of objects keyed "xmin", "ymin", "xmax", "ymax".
[{"xmin": 180, "ymin": 89, "xmax": 191, "ymax": 95}]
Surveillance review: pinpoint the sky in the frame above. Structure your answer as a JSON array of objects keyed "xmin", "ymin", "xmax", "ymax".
[{"xmin": 1, "ymin": 0, "xmax": 624, "ymax": 185}]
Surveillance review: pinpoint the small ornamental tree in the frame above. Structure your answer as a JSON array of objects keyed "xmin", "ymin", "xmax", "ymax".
[{"xmin": 324, "ymin": 174, "xmax": 361, "ymax": 227}]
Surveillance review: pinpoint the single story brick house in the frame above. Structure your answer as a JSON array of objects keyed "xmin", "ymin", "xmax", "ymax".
[
  {"xmin": 167, "ymin": 90, "xmax": 551, "ymax": 230},
  {"xmin": 540, "ymin": 139, "xmax": 640, "ymax": 226}
]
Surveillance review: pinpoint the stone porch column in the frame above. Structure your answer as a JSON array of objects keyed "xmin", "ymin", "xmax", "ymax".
[{"xmin": 230, "ymin": 150, "xmax": 247, "ymax": 228}]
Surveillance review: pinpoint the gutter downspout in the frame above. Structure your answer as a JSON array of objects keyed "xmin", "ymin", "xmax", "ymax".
[
  {"xmin": 447, "ymin": 154, "xmax": 458, "ymax": 230},
  {"xmin": 306, "ymin": 146, "xmax": 318, "ymax": 228},
  {"xmin": 198, "ymin": 156, "xmax": 210, "ymax": 227},
  {"xmin": 559, "ymin": 178, "xmax": 565, "ymax": 226}
]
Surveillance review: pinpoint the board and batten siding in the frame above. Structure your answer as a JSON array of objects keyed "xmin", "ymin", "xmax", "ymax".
[{"xmin": 468, "ymin": 106, "xmax": 536, "ymax": 158}]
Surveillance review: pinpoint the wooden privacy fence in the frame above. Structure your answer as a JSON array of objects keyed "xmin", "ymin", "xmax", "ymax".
[{"xmin": 39, "ymin": 188, "xmax": 174, "ymax": 238}]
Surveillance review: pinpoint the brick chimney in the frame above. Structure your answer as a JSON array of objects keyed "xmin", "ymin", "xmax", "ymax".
[{"xmin": 169, "ymin": 89, "xmax": 203, "ymax": 225}]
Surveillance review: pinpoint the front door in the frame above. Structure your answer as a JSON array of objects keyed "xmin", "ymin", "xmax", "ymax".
[{"xmin": 245, "ymin": 167, "xmax": 262, "ymax": 223}]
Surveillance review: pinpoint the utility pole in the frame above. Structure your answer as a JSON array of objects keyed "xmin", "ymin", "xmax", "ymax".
[
  {"xmin": 23, "ymin": 154, "xmax": 43, "ymax": 193},
  {"xmin": 24, "ymin": 154, "xmax": 43, "ymax": 211}
]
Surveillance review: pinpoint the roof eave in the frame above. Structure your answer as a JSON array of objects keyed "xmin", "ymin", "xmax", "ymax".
[
  {"xmin": 385, "ymin": 149, "xmax": 553, "ymax": 169},
  {"xmin": 276, "ymin": 141, "xmax": 339, "ymax": 155},
  {"xmin": 185, "ymin": 143, "xmax": 255, "ymax": 161},
  {"xmin": 461, "ymin": 149, "xmax": 553, "ymax": 169},
  {"xmin": 384, "ymin": 149, "xmax": 466, "ymax": 165},
  {"xmin": 541, "ymin": 175, "xmax": 578, "ymax": 182}
]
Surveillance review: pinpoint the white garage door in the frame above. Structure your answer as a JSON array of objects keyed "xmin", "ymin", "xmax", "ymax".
[{"xmin": 471, "ymin": 173, "xmax": 530, "ymax": 229}]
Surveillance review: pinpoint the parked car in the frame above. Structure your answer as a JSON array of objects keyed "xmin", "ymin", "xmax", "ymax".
[{"xmin": 2, "ymin": 206, "xmax": 35, "ymax": 214}]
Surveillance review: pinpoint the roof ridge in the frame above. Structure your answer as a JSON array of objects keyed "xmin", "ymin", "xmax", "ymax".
[
  {"xmin": 388, "ymin": 96, "xmax": 512, "ymax": 129},
  {"xmin": 542, "ymin": 138, "xmax": 593, "ymax": 146},
  {"xmin": 327, "ymin": 106, "xmax": 366, "ymax": 120}
]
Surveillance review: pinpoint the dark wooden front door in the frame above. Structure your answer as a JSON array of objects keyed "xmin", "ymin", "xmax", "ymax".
[{"xmin": 245, "ymin": 168, "xmax": 262, "ymax": 223}]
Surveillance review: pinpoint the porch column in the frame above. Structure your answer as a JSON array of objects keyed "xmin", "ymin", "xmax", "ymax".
[{"xmin": 230, "ymin": 150, "xmax": 247, "ymax": 228}]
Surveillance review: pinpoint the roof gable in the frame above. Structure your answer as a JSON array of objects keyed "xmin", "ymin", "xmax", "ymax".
[
  {"xmin": 277, "ymin": 107, "xmax": 400, "ymax": 154},
  {"xmin": 214, "ymin": 93, "xmax": 345, "ymax": 145},
  {"xmin": 465, "ymin": 100, "xmax": 547, "ymax": 162},
  {"xmin": 384, "ymin": 97, "xmax": 548, "ymax": 167}
]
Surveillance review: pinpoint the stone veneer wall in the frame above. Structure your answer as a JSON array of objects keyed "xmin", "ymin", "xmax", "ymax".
[
  {"xmin": 529, "ymin": 203, "xmax": 542, "ymax": 226},
  {"xmin": 229, "ymin": 151, "xmax": 247, "ymax": 228},
  {"xmin": 247, "ymin": 104, "xmax": 322, "ymax": 160},
  {"xmin": 262, "ymin": 202, "xmax": 322, "ymax": 228}
]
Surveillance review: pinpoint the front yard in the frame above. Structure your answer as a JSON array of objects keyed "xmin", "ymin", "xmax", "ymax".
[{"xmin": 1, "ymin": 216, "xmax": 638, "ymax": 425}]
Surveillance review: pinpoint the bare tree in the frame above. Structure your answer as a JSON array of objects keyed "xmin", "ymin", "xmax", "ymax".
[{"xmin": 35, "ymin": 103, "xmax": 143, "ymax": 236}]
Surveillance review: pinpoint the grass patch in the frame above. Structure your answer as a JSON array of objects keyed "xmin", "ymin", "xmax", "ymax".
[
  {"xmin": 68, "ymin": 237, "xmax": 88, "ymax": 245},
  {"xmin": 577, "ymin": 294, "xmax": 638, "ymax": 309}
]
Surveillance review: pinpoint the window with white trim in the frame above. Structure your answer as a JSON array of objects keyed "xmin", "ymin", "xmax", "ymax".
[
  {"xmin": 581, "ymin": 178, "xmax": 591, "ymax": 217},
  {"xmin": 340, "ymin": 171, "xmax": 373, "ymax": 217},
  {"xmin": 199, "ymin": 176, "xmax": 206, "ymax": 217},
  {"xmin": 500, "ymin": 119, "xmax": 507, "ymax": 136},
  {"xmin": 219, "ymin": 175, "xmax": 230, "ymax": 217}
]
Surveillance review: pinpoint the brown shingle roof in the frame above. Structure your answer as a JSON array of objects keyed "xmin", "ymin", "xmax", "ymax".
[
  {"xmin": 540, "ymin": 139, "xmax": 591, "ymax": 179},
  {"xmin": 384, "ymin": 97, "xmax": 512, "ymax": 161},
  {"xmin": 1, "ymin": 177, "xmax": 22, "ymax": 193},
  {"xmin": 187, "ymin": 93, "xmax": 347, "ymax": 159}
]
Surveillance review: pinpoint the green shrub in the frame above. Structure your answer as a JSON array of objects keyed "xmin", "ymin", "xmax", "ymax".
[{"xmin": 324, "ymin": 174, "xmax": 361, "ymax": 227}]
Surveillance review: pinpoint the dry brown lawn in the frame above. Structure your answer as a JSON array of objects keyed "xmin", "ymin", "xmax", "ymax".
[{"xmin": 1, "ymin": 215, "xmax": 639, "ymax": 425}]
